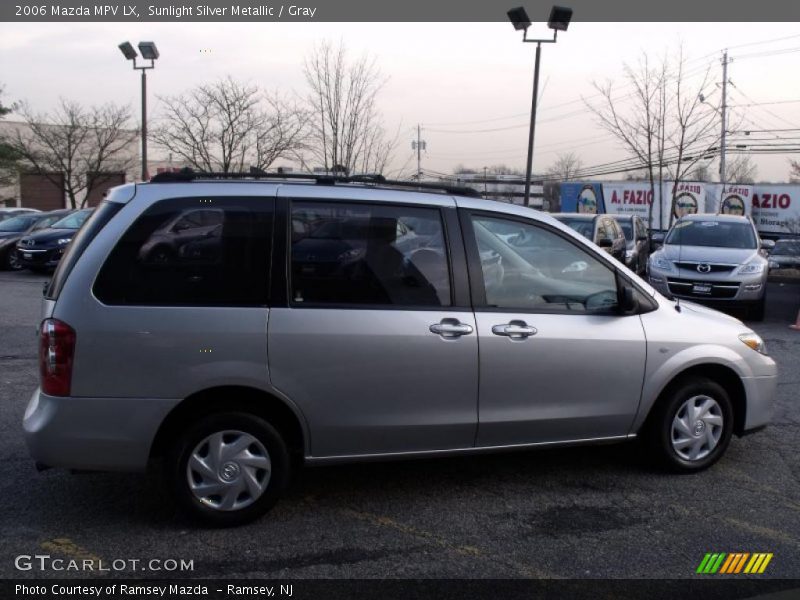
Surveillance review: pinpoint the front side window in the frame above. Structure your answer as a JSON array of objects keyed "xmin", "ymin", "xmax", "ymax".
[
  {"xmin": 290, "ymin": 201, "xmax": 451, "ymax": 307},
  {"xmin": 470, "ymin": 214, "xmax": 618, "ymax": 314},
  {"xmin": 93, "ymin": 197, "xmax": 272, "ymax": 306}
]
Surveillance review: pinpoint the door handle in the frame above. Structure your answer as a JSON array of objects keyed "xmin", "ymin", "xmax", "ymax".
[
  {"xmin": 430, "ymin": 319, "xmax": 474, "ymax": 338},
  {"xmin": 492, "ymin": 320, "xmax": 537, "ymax": 339}
]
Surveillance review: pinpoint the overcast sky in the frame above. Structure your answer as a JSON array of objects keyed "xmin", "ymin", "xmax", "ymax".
[{"xmin": 1, "ymin": 21, "xmax": 799, "ymax": 181}]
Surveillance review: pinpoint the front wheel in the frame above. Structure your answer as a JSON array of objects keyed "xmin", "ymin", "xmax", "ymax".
[
  {"xmin": 644, "ymin": 377, "xmax": 734, "ymax": 472},
  {"xmin": 169, "ymin": 412, "xmax": 290, "ymax": 526}
]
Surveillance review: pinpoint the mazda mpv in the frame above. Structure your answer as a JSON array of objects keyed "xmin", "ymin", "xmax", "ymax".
[{"xmin": 24, "ymin": 172, "xmax": 777, "ymax": 525}]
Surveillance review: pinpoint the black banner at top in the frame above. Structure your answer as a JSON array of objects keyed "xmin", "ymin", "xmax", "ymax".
[{"xmin": 3, "ymin": 0, "xmax": 800, "ymax": 22}]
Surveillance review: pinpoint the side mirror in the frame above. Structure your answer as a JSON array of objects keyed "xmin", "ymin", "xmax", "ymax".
[
  {"xmin": 597, "ymin": 238, "xmax": 613, "ymax": 248},
  {"xmin": 760, "ymin": 239, "xmax": 775, "ymax": 251}
]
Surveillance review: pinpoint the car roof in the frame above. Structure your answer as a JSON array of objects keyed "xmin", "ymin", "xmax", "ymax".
[
  {"xmin": 679, "ymin": 213, "xmax": 750, "ymax": 223},
  {"xmin": 552, "ymin": 213, "xmax": 598, "ymax": 220}
]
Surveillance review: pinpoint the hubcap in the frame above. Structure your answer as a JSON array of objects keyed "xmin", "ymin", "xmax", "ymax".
[
  {"xmin": 186, "ymin": 430, "xmax": 271, "ymax": 511},
  {"xmin": 671, "ymin": 395, "xmax": 724, "ymax": 461}
]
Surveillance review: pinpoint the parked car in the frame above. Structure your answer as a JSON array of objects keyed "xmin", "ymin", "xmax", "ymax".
[
  {"xmin": 0, "ymin": 209, "xmax": 73, "ymax": 270},
  {"xmin": 648, "ymin": 214, "xmax": 769, "ymax": 321},
  {"xmin": 15, "ymin": 209, "xmax": 91, "ymax": 272},
  {"xmin": 768, "ymin": 239, "xmax": 800, "ymax": 281},
  {"xmin": 552, "ymin": 213, "xmax": 627, "ymax": 264},
  {"xmin": 0, "ymin": 207, "xmax": 40, "ymax": 222},
  {"xmin": 24, "ymin": 174, "xmax": 776, "ymax": 526},
  {"xmin": 611, "ymin": 214, "xmax": 650, "ymax": 276}
]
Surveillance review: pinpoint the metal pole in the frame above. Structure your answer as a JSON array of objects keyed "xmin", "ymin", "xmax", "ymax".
[
  {"xmin": 524, "ymin": 42, "xmax": 542, "ymax": 207},
  {"xmin": 720, "ymin": 50, "xmax": 728, "ymax": 187},
  {"xmin": 141, "ymin": 68, "xmax": 148, "ymax": 181},
  {"xmin": 417, "ymin": 124, "xmax": 422, "ymax": 180}
]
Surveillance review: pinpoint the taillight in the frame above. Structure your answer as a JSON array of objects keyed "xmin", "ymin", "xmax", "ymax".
[{"xmin": 38, "ymin": 318, "xmax": 76, "ymax": 396}]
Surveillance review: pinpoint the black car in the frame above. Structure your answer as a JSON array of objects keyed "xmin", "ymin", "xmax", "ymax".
[
  {"xmin": 0, "ymin": 208, "xmax": 40, "ymax": 222},
  {"xmin": 0, "ymin": 209, "xmax": 74, "ymax": 270},
  {"xmin": 611, "ymin": 214, "xmax": 649, "ymax": 276},
  {"xmin": 552, "ymin": 213, "xmax": 627, "ymax": 265},
  {"xmin": 768, "ymin": 239, "xmax": 800, "ymax": 280},
  {"xmin": 16, "ymin": 209, "xmax": 91, "ymax": 272}
]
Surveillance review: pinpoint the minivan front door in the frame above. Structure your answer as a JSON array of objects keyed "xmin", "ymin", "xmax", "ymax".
[
  {"xmin": 268, "ymin": 197, "xmax": 478, "ymax": 458},
  {"xmin": 463, "ymin": 211, "xmax": 647, "ymax": 447}
]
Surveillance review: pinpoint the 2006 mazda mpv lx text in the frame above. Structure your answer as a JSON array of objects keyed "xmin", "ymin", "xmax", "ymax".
[{"xmin": 23, "ymin": 172, "xmax": 777, "ymax": 526}]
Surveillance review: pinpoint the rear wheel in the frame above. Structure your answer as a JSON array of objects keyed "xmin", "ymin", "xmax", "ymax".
[
  {"xmin": 644, "ymin": 377, "xmax": 733, "ymax": 472},
  {"xmin": 168, "ymin": 412, "xmax": 290, "ymax": 526}
]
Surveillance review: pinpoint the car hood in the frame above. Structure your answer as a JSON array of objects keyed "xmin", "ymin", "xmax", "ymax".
[
  {"xmin": 17, "ymin": 228, "xmax": 76, "ymax": 245},
  {"xmin": 676, "ymin": 299, "xmax": 744, "ymax": 326},
  {"xmin": 658, "ymin": 244, "xmax": 759, "ymax": 265}
]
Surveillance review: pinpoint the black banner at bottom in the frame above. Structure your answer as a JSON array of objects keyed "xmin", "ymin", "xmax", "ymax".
[{"xmin": 4, "ymin": 579, "xmax": 800, "ymax": 600}]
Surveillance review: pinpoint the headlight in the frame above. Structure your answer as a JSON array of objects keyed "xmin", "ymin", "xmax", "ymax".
[
  {"xmin": 56, "ymin": 238, "xmax": 73, "ymax": 246},
  {"xmin": 651, "ymin": 257, "xmax": 674, "ymax": 272},
  {"xmin": 737, "ymin": 261, "xmax": 764, "ymax": 274},
  {"xmin": 739, "ymin": 332, "xmax": 767, "ymax": 355},
  {"xmin": 768, "ymin": 260, "xmax": 779, "ymax": 269}
]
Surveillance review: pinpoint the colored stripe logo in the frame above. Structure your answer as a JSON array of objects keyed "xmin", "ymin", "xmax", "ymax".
[{"xmin": 696, "ymin": 553, "xmax": 773, "ymax": 574}]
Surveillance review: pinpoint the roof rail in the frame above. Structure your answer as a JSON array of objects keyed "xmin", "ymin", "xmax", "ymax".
[{"xmin": 148, "ymin": 168, "xmax": 481, "ymax": 197}]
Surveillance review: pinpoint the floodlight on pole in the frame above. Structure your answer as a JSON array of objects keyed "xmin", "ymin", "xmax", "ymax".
[
  {"xmin": 508, "ymin": 5, "xmax": 573, "ymax": 207},
  {"xmin": 118, "ymin": 40, "xmax": 159, "ymax": 182}
]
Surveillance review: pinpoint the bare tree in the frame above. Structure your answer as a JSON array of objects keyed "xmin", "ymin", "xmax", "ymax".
[
  {"xmin": 665, "ymin": 50, "xmax": 718, "ymax": 226},
  {"xmin": 788, "ymin": 159, "xmax": 800, "ymax": 183},
  {"xmin": 0, "ymin": 85, "xmax": 19, "ymax": 189},
  {"xmin": 586, "ymin": 53, "xmax": 667, "ymax": 238},
  {"xmin": 1, "ymin": 99, "xmax": 137, "ymax": 208},
  {"xmin": 301, "ymin": 41, "xmax": 396, "ymax": 175},
  {"xmin": 546, "ymin": 152, "xmax": 583, "ymax": 181},
  {"xmin": 151, "ymin": 77, "xmax": 306, "ymax": 174},
  {"xmin": 725, "ymin": 155, "xmax": 758, "ymax": 184}
]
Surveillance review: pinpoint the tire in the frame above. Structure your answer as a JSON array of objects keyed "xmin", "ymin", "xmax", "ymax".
[
  {"xmin": 168, "ymin": 412, "xmax": 290, "ymax": 527},
  {"xmin": 747, "ymin": 295, "xmax": 766, "ymax": 322},
  {"xmin": 644, "ymin": 377, "xmax": 734, "ymax": 473},
  {"xmin": 7, "ymin": 249, "xmax": 23, "ymax": 271}
]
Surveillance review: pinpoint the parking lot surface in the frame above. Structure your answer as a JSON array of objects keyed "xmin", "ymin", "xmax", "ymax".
[{"xmin": 1, "ymin": 269, "xmax": 798, "ymax": 579}]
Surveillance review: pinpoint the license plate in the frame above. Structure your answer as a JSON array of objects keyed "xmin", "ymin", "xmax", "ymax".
[
  {"xmin": 692, "ymin": 283, "xmax": 712, "ymax": 294},
  {"xmin": 23, "ymin": 253, "xmax": 32, "ymax": 260}
]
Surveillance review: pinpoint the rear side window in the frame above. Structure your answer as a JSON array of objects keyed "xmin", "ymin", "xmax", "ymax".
[
  {"xmin": 290, "ymin": 201, "xmax": 451, "ymax": 307},
  {"xmin": 93, "ymin": 197, "xmax": 273, "ymax": 306},
  {"xmin": 46, "ymin": 202, "xmax": 122, "ymax": 300}
]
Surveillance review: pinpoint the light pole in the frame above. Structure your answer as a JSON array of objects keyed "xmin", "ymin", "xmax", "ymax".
[
  {"xmin": 508, "ymin": 6, "xmax": 572, "ymax": 207},
  {"xmin": 119, "ymin": 41, "xmax": 159, "ymax": 182}
]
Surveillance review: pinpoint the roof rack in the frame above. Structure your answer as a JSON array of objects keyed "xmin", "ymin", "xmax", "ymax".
[{"xmin": 148, "ymin": 168, "xmax": 481, "ymax": 197}]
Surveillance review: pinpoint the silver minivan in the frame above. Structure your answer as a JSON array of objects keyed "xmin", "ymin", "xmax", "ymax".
[{"xmin": 23, "ymin": 174, "xmax": 777, "ymax": 525}]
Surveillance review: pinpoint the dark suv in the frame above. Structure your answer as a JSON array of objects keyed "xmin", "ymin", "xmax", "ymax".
[{"xmin": 552, "ymin": 213, "xmax": 627, "ymax": 264}]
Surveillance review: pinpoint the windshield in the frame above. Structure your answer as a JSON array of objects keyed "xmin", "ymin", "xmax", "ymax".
[
  {"xmin": 773, "ymin": 241, "xmax": 800, "ymax": 256},
  {"xmin": 666, "ymin": 219, "xmax": 757, "ymax": 249},
  {"xmin": 0, "ymin": 215, "xmax": 38, "ymax": 232},
  {"xmin": 51, "ymin": 210, "xmax": 92, "ymax": 230},
  {"xmin": 555, "ymin": 217, "xmax": 594, "ymax": 240}
]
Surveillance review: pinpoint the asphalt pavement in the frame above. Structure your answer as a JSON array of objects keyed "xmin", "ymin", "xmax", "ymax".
[{"xmin": 0, "ymin": 269, "xmax": 798, "ymax": 581}]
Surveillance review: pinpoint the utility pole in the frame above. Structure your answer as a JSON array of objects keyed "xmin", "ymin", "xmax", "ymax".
[
  {"xmin": 719, "ymin": 50, "xmax": 731, "ymax": 186},
  {"xmin": 411, "ymin": 125, "xmax": 426, "ymax": 180}
]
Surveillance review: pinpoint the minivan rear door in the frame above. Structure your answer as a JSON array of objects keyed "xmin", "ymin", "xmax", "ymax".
[{"xmin": 268, "ymin": 189, "xmax": 478, "ymax": 459}]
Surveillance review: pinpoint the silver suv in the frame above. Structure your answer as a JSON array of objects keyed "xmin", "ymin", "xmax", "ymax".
[
  {"xmin": 23, "ymin": 173, "xmax": 777, "ymax": 526},
  {"xmin": 648, "ymin": 214, "xmax": 769, "ymax": 321}
]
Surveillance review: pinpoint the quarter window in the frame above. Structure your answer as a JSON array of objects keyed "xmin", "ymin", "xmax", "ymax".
[
  {"xmin": 290, "ymin": 202, "xmax": 451, "ymax": 307},
  {"xmin": 93, "ymin": 197, "xmax": 272, "ymax": 306},
  {"xmin": 470, "ymin": 214, "xmax": 618, "ymax": 313}
]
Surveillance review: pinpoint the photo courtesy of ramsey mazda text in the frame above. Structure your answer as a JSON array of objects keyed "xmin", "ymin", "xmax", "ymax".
[{"xmin": 23, "ymin": 174, "xmax": 777, "ymax": 526}]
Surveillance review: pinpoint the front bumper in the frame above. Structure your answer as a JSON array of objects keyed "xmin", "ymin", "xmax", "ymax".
[
  {"xmin": 648, "ymin": 267, "xmax": 767, "ymax": 304},
  {"xmin": 15, "ymin": 246, "xmax": 64, "ymax": 269},
  {"xmin": 23, "ymin": 388, "xmax": 180, "ymax": 472}
]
